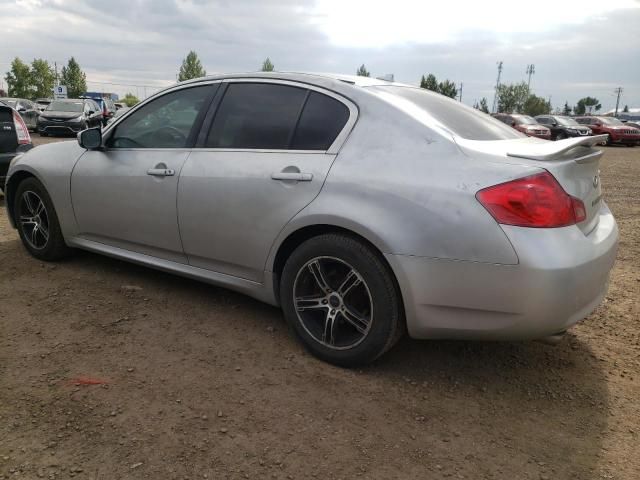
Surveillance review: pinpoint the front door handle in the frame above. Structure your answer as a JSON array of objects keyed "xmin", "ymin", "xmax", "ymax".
[
  {"xmin": 271, "ymin": 172, "xmax": 313, "ymax": 182},
  {"xmin": 147, "ymin": 168, "xmax": 175, "ymax": 177}
]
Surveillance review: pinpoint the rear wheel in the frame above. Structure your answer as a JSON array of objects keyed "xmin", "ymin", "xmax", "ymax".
[
  {"xmin": 280, "ymin": 234, "xmax": 404, "ymax": 367},
  {"xmin": 14, "ymin": 177, "xmax": 71, "ymax": 261}
]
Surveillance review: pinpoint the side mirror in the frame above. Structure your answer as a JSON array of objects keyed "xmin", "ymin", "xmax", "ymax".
[{"xmin": 78, "ymin": 128, "xmax": 102, "ymax": 150}]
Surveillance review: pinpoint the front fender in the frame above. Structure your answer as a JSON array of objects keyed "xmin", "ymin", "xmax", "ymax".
[{"xmin": 6, "ymin": 141, "xmax": 85, "ymax": 238}]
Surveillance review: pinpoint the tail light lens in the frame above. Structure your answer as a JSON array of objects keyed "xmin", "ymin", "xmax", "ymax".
[
  {"xmin": 476, "ymin": 171, "xmax": 586, "ymax": 228},
  {"xmin": 12, "ymin": 110, "xmax": 31, "ymax": 145}
]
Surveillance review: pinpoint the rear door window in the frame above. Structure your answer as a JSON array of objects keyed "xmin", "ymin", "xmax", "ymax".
[{"xmin": 206, "ymin": 83, "xmax": 307, "ymax": 149}]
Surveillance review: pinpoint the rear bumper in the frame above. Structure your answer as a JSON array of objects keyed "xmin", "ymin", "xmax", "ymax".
[
  {"xmin": 388, "ymin": 202, "xmax": 618, "ymax": 340},
  {"xmin": 1, "ymin": 146, "xmax": 32, "ymax": 190}
]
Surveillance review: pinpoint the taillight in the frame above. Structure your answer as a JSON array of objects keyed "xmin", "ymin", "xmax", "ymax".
[
  {"xmin": 12, "ymin": 110, "xmax": 31, "ymax": 145},
  {"xmin": 476, "ymin": 171, "xmax": 586, "ymax": 228}
]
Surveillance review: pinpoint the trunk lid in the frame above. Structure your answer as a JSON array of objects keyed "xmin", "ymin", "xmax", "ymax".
[{"xmin": 456, "ymin": 135, "xmax": 608, "ymax": 235}]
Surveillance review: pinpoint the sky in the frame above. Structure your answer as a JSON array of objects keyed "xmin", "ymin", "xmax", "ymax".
[{"xmin": 1, "ymin": 0, "xmax": 639, "ymax": 111}]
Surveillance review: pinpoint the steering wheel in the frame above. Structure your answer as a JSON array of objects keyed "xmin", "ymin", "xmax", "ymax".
[{"xmin": 153, "ymin": 126, "xmax": 187, "ymax": 146}]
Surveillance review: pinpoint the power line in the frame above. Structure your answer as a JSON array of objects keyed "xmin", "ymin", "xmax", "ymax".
[
  {"xmin": 614, "ymin": 87, "xmax": 623, "ymax": 117},
  {"xmin": 491, "ymin": 61, "xmax": 503, "ymax": 113},
  {"xmin": 526, "ymin": 64, "xmax": 535, "ymax": 90}
]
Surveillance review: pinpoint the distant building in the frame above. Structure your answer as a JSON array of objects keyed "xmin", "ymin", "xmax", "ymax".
[
  {"xmin": 82, "ymin": 91, "xmax": 119, "ymax": 101},
  {"xmin": 602, "ymin": 107, "xmax": 640, "ymax": 121}
]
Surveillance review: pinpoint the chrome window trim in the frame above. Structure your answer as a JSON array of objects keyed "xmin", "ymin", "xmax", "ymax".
[{"xmin": 103, "ymin": 77, "xmax": 358, "ymax": 155}]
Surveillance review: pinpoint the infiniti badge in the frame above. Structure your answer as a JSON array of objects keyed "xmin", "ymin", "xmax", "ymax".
[{"xmin": 593, "ymin": 174, "xmax": 600, "ymax": 188}]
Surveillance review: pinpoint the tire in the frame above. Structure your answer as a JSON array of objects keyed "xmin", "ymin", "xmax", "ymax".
[
  {"xmin": 14, "ymin": 177, "xmax": 71, "ymax": 261},
  {"xmin": 556, "ymin": 132, "xmax": 566, "ymax": 141},
  {"xmin": 604, "ymin": 134, "xmax": 612, "ymax": 146},
  {"xmin": 280, "ymin": 234, "xmax": 404, "ymax": 367},
  {"xmin": 40, "ymin": 131, "xmax": 48, "ymax": 137}
]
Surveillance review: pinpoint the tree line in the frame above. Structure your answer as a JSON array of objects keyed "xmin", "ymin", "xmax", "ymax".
[{"xmin": 4, "ymin": 51, "xmax": 607, "ymax": 117}]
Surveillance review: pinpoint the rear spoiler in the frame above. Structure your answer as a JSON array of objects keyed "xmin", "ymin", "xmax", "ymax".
[{"xmin": 505, "ymin": 134, "xmax": 608, "ymax": 161}]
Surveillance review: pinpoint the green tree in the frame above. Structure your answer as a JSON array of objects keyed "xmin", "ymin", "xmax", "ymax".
[
  {"xmin": 356, "ymin": 64, "xmax": 370, "ymax": 77},
  {"xmin": 623, "ymin": 105, "xmax": 629, "ymax": 113},
  {"xmin": 60, "ymin": 57, "xmax": 87, "ymax": 98},
  {"xmin": 420, "ymin": 74, "xmax": 438, "ymax": 92},
  {"xmin": 478, "ymin": 97, "xmax": 489, "ymax": 113},
  {"xmin": 122, "ymin": 92, "xmax": 140, "ymax": 107},
  {"xmin": 563, "ymin": 101, "xmax": 571, "ymax": 116},
  {"xmin": 522, "ymin": 94, "xmax": 551, "ymax": 116},
  {"xmin": 178, "ymin": 51, "xmax": 206, "ymax": 82},
  {"xmin": 261, "ymin": 57, "xmax": 274, "ymax": 72},
  {"xmin": 437, "ymin": 79, "xmax": 458, "ymax": 99},
  {"xmin": 496, "ymin": 82, "xmax": 530, "ymax": 113},
  {"xmin": 574, "ymin": 97, "xmax": 601, "ymax": 115},
  {"xmin": 4, "ymin": 57, "xmax": 32, "ymax": 98},
  {"xmin": 30, "ymin": 59, "xmax": 55, "ymax": 99}
]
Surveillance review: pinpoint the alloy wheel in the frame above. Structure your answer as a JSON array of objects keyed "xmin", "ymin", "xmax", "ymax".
[
  {"xmin": 293, "ymin": 256, "xmax": 373, "ymax": 350},
  {"xmin": 18, "ymin": 191, "xmax": 50, "ymax": 250}
]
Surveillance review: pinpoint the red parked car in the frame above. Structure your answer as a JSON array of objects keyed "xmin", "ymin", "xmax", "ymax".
[
  {"xmin": 492, "ymin": 113, "xmax": 551, "ymax": 139},
  {"xmin": 574, "ymin": 116, "xmax": 640, "ymax": 146}
]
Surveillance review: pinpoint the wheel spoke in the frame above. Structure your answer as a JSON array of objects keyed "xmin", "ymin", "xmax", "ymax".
[
  {"xmin": 295, "ymin": 295, "xmax": 327, "ymax": 312},
  {"xmin": 34, "ymin": 200, "xmax": 45, "ymax": 216},
  {"xmin": 337, "ymin": 269, "xmax": 361, "ymax": 297},
  {"xmin": 340, "ymin": 306, "xmax": 370, "ymax": 334},
  {"xmin": 23, "ymin": 192, "xmax": 36, "ymax": 214},
  {"xmin": 322, "ymin": 312, "xmax": 336, "ymax": 345},
  {"xmin": 20, "ymin": 215, "xmax": 36, "ymax": 226},
  {"xmin": 30, "ymin": 224, "xmax": 39, "ymax": 246},
  {"xmin": 308, "ymin": 260, "xmax": 332, "ymax": 293},
  {"xmin": 38, "ymin": 223, "xmax": 49, "ymax": 242}
]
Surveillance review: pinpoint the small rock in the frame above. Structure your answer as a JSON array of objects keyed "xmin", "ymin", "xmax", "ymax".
[
  {"xmin": 220, "ymin": 427, "xmax": 228, "ymax": 434},
  {"xmin": 130, "ymin": 462, "xmax": 143, "ymax": 469},
  {"xmin": 121, "ymin": 285, "xmax": 142, "ymax": 292}
]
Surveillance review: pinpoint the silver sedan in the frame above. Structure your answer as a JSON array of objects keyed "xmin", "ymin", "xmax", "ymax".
[{"xmin": 4, "ymin": 73, "xmax": 618, "ymax": 366}]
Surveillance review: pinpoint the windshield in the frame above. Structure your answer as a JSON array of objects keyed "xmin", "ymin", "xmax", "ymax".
[
  {"xmin": 514, "ymin": 115, "xmax": 537, "ymax": 125},
  {"xmin": 46, "ymin": 101, "xmax": 84, "ymax": 113},
  {"xmin": 600, "ymin": 117, "xmax": 624, "ymax": 125},
  {"xmin": 369, "ymin": 86, "xmax": 522, "ymax": 141},
  {"xmin": 556, "ymin": 116, "xmax": 580, "ymax": 126}
]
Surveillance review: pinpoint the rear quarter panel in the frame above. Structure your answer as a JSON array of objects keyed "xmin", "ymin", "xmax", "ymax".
[{"xmin": 268, "ymin": 91, "xmax": 541, "ymax": 269}]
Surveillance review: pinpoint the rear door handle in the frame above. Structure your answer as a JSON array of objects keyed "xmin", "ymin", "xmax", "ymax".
[
  {"xmin": 147, "ymin": 168, "xmax": 175, "ymax": 177},
  {"xmin": 271, "ymin": 172, "xmax": 313, "ymax": 182}
]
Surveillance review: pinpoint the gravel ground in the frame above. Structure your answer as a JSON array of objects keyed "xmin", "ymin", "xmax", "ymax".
[{"xmin": 0, "ymin": 135, "xmax": 638, "ymax": 479}]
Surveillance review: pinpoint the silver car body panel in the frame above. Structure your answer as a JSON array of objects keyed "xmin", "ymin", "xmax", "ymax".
[{"xmin": 5, "ymin": 72, "xmax": 618, "ymax": 340}]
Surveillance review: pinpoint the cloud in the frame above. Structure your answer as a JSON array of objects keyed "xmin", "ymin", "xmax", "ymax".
[{"xmin": 1, "ymin": 0, "xmax": 638, "ymax": 110}]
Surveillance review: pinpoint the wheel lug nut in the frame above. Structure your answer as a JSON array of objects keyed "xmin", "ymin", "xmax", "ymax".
[
  {"xmin": 330, "ymin": 309, "xmax": 335, "ymax": 314},
  {"xmin": 322, "ymin": 300, "xmax": 328, "ymax": 304}
]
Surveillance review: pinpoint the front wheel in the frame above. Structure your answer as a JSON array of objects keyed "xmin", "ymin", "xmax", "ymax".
[
  {"xmin": 14, "ymin": 177, "xmax": 71, "ymax": 261},
  {"xmin": 280, "ymin": 234, "xmax": 404, "ymax": 367}
]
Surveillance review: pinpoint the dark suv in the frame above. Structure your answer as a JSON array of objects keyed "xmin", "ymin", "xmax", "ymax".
[
  {"xmin": 534, "ymin": 115, "xmax": 592, "ymax": 140},
  {"xmin": 574, "ymin": 116, "xmax": 640, "ymax": 146},
  {"xmin": 1, "ymin": 102, "xmax": 33, "ymax": 191},
  {"xmin": 37, "ymin": 99, "xmax": 103, "ymax": 136}
]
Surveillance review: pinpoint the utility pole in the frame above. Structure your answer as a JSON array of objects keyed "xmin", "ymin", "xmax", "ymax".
[
  {"xmin": 492, "ymin": 61, "xmax": 503, "ymax": 113},
  {"xmin": 526, "ymin": 64, "xmax": 535, "ymax": 90},
  {"xmin": 614, "ymin": 87, "xmax": 623, "ymax": 117},
  {"xmin": 459, "ymin": 82, "xmax": 463, "ymax": 102}
]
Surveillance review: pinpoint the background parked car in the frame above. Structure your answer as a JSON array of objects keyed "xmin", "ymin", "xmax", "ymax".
[
  {"xmin": 622, "ymin": 121, "xmax": 640, "ymax": 130},
  {"xmin": 35, "ymin": 98, "xmax": 52, "ymax": 112},
  {"xmin": 492, "ymin": 113, "xmax": 551, "ymax": 139},
  {"xmin": 1, "ymin": 102, "xmax": 32, "ymax": 192},
  {"xmin": 575, "ymin": 116, "xmax": 640, "ymax": 146},
  {"xmin": 0, "ymin": 98, "xmax": 39, "ymax": 132},
  {"xmin": 37, "ymin": 99, "xmax": 103, "ymax": 136},
  {"xmin": 535, "ymin": 115, "xmax": 592, "ymax": 140},
  {"xmin": 82, "ymin": 96, "xmax": 116, "ymax": 125}
]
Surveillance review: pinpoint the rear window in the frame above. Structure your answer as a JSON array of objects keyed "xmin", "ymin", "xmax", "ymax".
[{"xmin": 369, "ymin": 86, "xmax": 522, "ymax": 141}]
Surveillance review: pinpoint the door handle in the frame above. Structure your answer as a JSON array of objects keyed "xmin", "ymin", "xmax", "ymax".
[
  {"xmin": 147, "ymin": 168, "xmax": 175, "ymax": 177},
  {"xmin": 271, "ymin": 172, "xmax": 313, "ymax": 182}
]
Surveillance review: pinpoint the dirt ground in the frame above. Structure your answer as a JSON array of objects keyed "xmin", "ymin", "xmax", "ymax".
[{"xmin": 1, "ymin": 135, "xmax": 638, "ymax": 480}]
